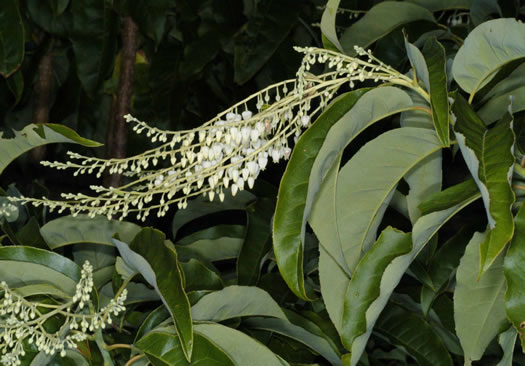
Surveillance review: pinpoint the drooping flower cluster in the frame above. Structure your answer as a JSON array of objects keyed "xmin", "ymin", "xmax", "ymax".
[
  {"xmin": 0, "ymin": 261, "xmax": 127, "ymax": 366},
  {"xmin": 9, "ymin": 46, "xmax": 416, "ymax": 221}
]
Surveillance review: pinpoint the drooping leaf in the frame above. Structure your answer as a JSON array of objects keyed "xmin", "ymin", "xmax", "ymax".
[
  {"xmin": 71, "ymin": 0, "xmax": 117, "ymax": 97},
  {"xmin": 339, "ymin": 2, "xmax": 435, "ymax": 55},
  {"xmin": 0, "ymin": 124, "xmax": 102, "ymax": 175},
  {"xmin": 136, "ymin": 329, "xmax": 234, "ymax": 366},
  {"xmin": 336, "ymin": 127, "xmax": 442, "ymax": 271},
  {"xmin": 478, "ymin": 86, "xmax": 525, "ymax": 124},
  {"xmin": 341, "ymin": 227, "xmax": 412, "ymax": 349},
  {"xmin": 191, "ymin": 286, "xmax": 286, "ymax": 322},
  {"xmin": 320, "ymin": 0, "xmax": 343, "ymax": 52},
  {"xmin": 41, "ymin": 215, "xmax": 141, "ymax": 249},
  {"xmin": 0, "ymin": 246, "xmax": 80, "ymax": 295},
  {"xmin": 113, "ymin": 228, "xmax": 193, "ymax": 361},
  {"xmin": 237, "ymin": 197, "xmax": 274, "ymax": 285},
  {"xmin": 345, "ymin": 192, "xmax": 480, "ymax": 365},
  {"xmin": 452, "ymin": 93, "xmax": 515, "ymax": 272},
  {"xmin": 452, "ymin": 18, "xmax": 525, "ymax": 100},
  {"xmin": 194, "ymin": 323, "xmax": 287, "ymax": 366},
  {"xmin": 180, "ymin": 259, "xmax": 223, "ymax": 292},
  {"xmin": 419, "ymin": 178, "xmax": 480, "ymax": 215},
  {"xmin": 0, "ymin": 0, "xmax": 24, "ymax": 77},
  {"xmin": 496, "ymin": 327, "xmax": 517, "ymax": 366},
  {"xmin": 504, "ymin": 203, "xmax": 525, "ymax": 350},
  {"xmin": 454, "ymin": 231, "xmax": 508, "ymax": 365},
  {"xmin": 245, "ymin": 317, "xmax": 342, "ymax": 365},
  {"xmin": 375, "ymin": 303, "xmax": 452, "ymax": 366}
]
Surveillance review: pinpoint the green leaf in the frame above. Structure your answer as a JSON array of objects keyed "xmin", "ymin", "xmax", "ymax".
[
  {"xmin": 345, "ymin": 193, "xmax": 480, "ymax": 365},
  {"xmin": 194, "ymin": 323, "xmax": 288, "ymax": 366},
  {"xmin": 127, "ymin": 0, "xmax": 173, "ymax": 47},
  {"xmin": 0, "ymin": 124, "xmax": 102, "ymax": 175},
  {"xmin": 452, "ymin": 93, "xmax": 515, "ymax": 272},
  {"xmin": 7, "ymin": 69, "xmax": 24, "ymax": 106},
  {"xmin": 0, "ymin": 0, "xmax": 24, "ymax": 77},
  {"xmin": 496, "ymin": 327, "xmax": 517, "ymax": 366},
  {"xmin": 336, "ymin": 127, "xmax": 442, "ymax": 271},
  {"xmin": 136, "ymin": 329, "xmax": 234, "ymax": 366},
  {"xmin": 478, "ymin": 86, "xmax": 525, "ymax": 124},
  {"xmin": 237, "ymin": 197, "xmax": 274, "ymax": 285},
  {"xmin": 452, "ymin": 18, "xmax": 525, "ymax": 100},
  {"xmin": 26, "ymin": 0, "xmax": 71, "ymax": 35},
  {"xmin": 320, "ymin": 0, "xmax": 344, "ymax": 52},
  {"xmin": 419, "ymin": 178, "xmax": 480, "ymax": 215},
  {"xmin": 339, "ymin": 2, "xmax": 435, "ymax": 55},
  {"xmin": 71, "ymin": 0, "xmax": 117, "ymax": 97},
  {"xmin": 375, "ymin": 303, "xmax": 452, "ymax": 366},
  {"xmin": 14, "ymin": 217, "xmax": 48, "ymax": 249},
  {"xmin": 274, "ymin": 88, "xmax": 376, "ymax": 300},
  {"xmin": 113, "ymin": 228, "xmax": 193, "ymax": 361},
  {"xmin": 41, "ymin": 215, "xmax": 141, "ymax": 249},
  {"xmin": 0, "ymin": 246, "xmax": 80, "ymax": 294},
  {"xmin": 72, "ymin": 244, "xmax": 115, "ymax": 270},
  {"xmin": 454, "ymin": 231, "xmax": 508, "ymax": 365},
  {"xmin": 341, "ymin": 228, "xmax": 412, "ymax": 349},
  {"xmin": 504, "ymin": 203, "xmax": 525, "ymax": 350},
  {"xmin": 470, "ymin": 0, "xmax": 501, "ymax": 26},
  {"xmin": 421, "ymin": 38, "xmax": 450, "ymax": 146},
  {"xmin": 405, "ymin": 0, "xmax": 473, "ymax": 11},
  {"xmin": 245, "ymin": 317, "xmax": 342, "ymax": 365},
  {"xmin": 191, "ymin": 286, "xmax": 286, "ymax": 322},
  {"xmin": 233, "ymin": 0, "xmax": 298, "ymax": 85},
  {"xmin": 135, "ymin": 305, "xmax": 170, "ymax": 342},
  {"xmin": 180, "ymin": 259, "xmax": 223, "ymax": 292}
]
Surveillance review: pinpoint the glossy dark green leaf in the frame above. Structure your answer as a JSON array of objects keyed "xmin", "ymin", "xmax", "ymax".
[
  {"xmin": 71, "ymin": 0, "xmax": 118, "ymax": 96},
  {"xmin": 340, "ymin": 2, "xmax": 435, "ymax": 55},
  {"xmin": 136, "ymin": 329, "xmax": 234, "ymax": 366},
  {"xmin": 233, "ymin": 0, "xmax": 299, "ymax": 84},
  {"xmin": 504, "ymin": 203, "xmax": 525, "ymax": 350},
  {"xmin": 341, "ymin": 227, "xmax": 412, "ymax": 350},
  {"xmin": 320, "ymin": 0, "xmax": 343, "ymax": 52},
  {"xmin": 180, "ymin": 259, "xmax": 223, "ymax": 292},
  {"xmin": 0, "ymin": 0, "xmax": 24, "ymax": 77},
  {"xmin": 245, "ymin": 317, "xmax": 342, "ymax": 365},
  {"xmin": 0, "ymin": 124, "xmax": 102, "ymax": 175},
  {"xmin": 237, "ymin": 197, "xmax": 274, "ymax": 285},
  {"xmin": 419, "ymin": 178, "xmax": 480, "ymax": 215},
  {"xmin": 454, "ymin": 231, "xmax": 508, "ymax": 364},
  {"xmin": 376, "ymin": 303, "xmax": 452, "ymax": 366},
  {"xmin": 41, "ymin": 215, "xmax": 141, "ymax": 249},
  {"xmin": 421, "ymin": 38, "xmax": 450, "ymax": 146},
  {"xmin": 135, "ymin": 305, "xmax": 170, "ymax": 343},
  {"xmin": 114, "ymin": 228, "xmax": 193, "ymax": 360},
  {"xmin": 452, "ymin": 93, "xmax": 515, "ymax": 273},
  {"xmin": 191, "ymin": 286, "xmax": 286, "ymax": 322},
  {"xmin": 14, "ymin": 217, "xmax": 48, "ymax": 249},
  {"xmin": 0, "ymin": 246, "xmax": 80, "ymax": 294},
  {"xmin": 452, "ymin": 19, "xmax": 525, "ymax": 100},
  {"xmin": 26, "ymin": 0, "xmax": 71, "ymax": 35}
]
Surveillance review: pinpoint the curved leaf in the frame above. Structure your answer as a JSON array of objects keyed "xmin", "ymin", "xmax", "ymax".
[
  {"xmin": 136, "ymin": 330, "xmax": 234, "ymax": 366},
  {"xmin": 245, "ymin": 317, "xmax": 342, "ymax": 365},
  {"xmin": 452, "ymin": 18, "xmax": 525, "ymax": 99},
  {"xmin": 320, "ymin": 0, "xmax": 343, "ymax": 52},
  {"xmin": 496, "ymin": 327, "xmax": 517, "ymax": 366},
  {"xmin": 340, "ymin": 2, "xmax": 435, "ymax": 55},
  {"xmin": 376, "ymin": 303, "xmax": 452, "ymax": 366},
  {"xmin": 504, "ymin": 203, "xmax": 525, "ymax": 349},
  {"xmin": 0, "ymin": 246, "xmax": 80, "ymax": 295},
  {"xmin": 0, "ymin": 0, "xmax": 24, "ymax": 77},
  {"xmin": 113, "ymin": 229, "xmax": 193, "ymax": 361},
  {"xmin": 452, "ymin": 93, "xmax": 515, "ymax": 273},
  {"xmin": 41, "ymin": 215, "xmax": 141, "ymax": 249},
  {"xmin": 406, "ymin": 0, "xmax": 472, "ymax": 11},
  {"xmin": 0, "ymin": 124, "xmax": 102, "ymax": 175},
  {"xmin": 336, "ymin": 127, "xmax": 442, "ymax": 270},
  {"xmin": 181, "ymin": 259, "xmax": 223, "ymax": 292},
  {"xmin": 454, "ymin": 231, "xmax": 508, "ymax": 364},
  {"xmin": 341, "ymin": 227, "xmax": 412, "ymax": 349},
  {"xmin": 345, "ymin": 191, "xmax": 480, "ymax": 365},
  {"xmin": 194, "ymin": 323, "xmax": 288, "ymax": 366},
  {"xmin": 274, "ymin": 88, "xmax": 376, "ymax": 299},
  {"xmin": 478, "ymin": 86, "xmax": 525, "ymax": 124},
  {"xmin": 419, "ymin": 178, "xmax": 480, "ymax": 215},
  {"xmin": 135, "ymin": 305, "xmax": 170, "ymax": 343},
  {"xmin": 191, "ymin": 286, "xmax": 286, "ymax": 322}
]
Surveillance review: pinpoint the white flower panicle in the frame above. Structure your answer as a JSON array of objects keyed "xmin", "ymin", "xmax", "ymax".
[
  {"xmin": 0, "ymin": 261, "xmax": 127, "ymax": 366},
  {"xmin": 9, "ymin": 46, "xmax": 413, "ymax": 221}
]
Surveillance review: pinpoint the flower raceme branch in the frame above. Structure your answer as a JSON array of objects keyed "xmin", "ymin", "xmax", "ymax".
[
  {"xmin": 9, "ymin": 46, "xmax": 425, "ymax": 221},
  {"xmin": 0, "ymin": 261, "xmax": 127, "ymax": 366}
]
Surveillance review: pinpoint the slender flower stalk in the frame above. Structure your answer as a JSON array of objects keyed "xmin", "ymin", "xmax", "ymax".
[
  {"xmin": 0, "ymin": 261, "xmax": 127, "ymax": 366},
  {"xmin": 9, "ymin": 46, "xmax": 426, "ymax": 221}
]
